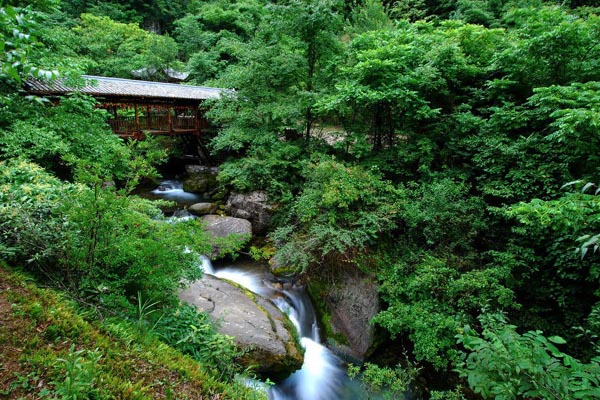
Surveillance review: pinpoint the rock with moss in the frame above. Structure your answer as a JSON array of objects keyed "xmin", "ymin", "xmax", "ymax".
[
  {"xmin": 309, "ymin": 268, "xmax": 380, "ymax": 362},
  {"xmin": 269, "ymin": 256, "xmax": 297, "ymax": 278},
  {"xmin": 183, "ymin": 165, "xmax": 219, "ymax": 195},
  {"xmin": 200, "ymin": 215, "xmax": 252, "ymax": 257},
  {"xmin": 188, "ymin": 202, "xmax": 217, "ymax": 215},
  {"xmin": 179, "ymin": 275, "xmax": 303, "ymax": 378},
  {"xmin": 201, "ymin": 215, "xmax": 252, "ymax": 237}
]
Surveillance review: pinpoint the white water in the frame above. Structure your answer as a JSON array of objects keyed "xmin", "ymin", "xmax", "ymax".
[
  {"xmin": 200, "ymin": 257, "xmax": 366, "ymax": 400},
  {"xmin": 199, "ymin": 255, "xmax": 216, "ymax": 274},
  {"xmin": 154, "ymin": 181, "xmax": 372, "ymax": 399},
  {"xmin": 150, "ymin": 179, "xmax": 202, "ymax": 203}
]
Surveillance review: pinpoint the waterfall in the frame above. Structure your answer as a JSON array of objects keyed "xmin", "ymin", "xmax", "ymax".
[
  {"xmin": 150, "ymin": 179, "xmax": 202, "ymax": 203},
  {"xmin": 199, "ymin": 257, "xmax": 366, "ymax": 400},
  {"xmin": 199, "ymin": 255, "xmax": 215, "ymax": 275}
]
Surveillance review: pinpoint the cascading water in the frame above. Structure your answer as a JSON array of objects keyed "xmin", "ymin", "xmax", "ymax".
[
  {"xmin": 200, "ymin": 257, "xmax": 366, "ymax": 400},
  {"xmin": 150, "ymin": 179, "xmax": 202, "ymax": 204},
  {"xmin": 153, "ymin": 184, "xmax": 367, "ymax": 398},
  {"xmin": 199, "ymin": 255, "xmax": 215, "ymax": 275}
]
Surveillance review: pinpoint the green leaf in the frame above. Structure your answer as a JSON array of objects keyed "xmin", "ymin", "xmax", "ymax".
[
  {"xmin": 582, "ymin": 182, "xmax": 596, "ymax": 193},
  {"xmin": 547, "ymin": 336, "xmax": 567, "ymax": 345}
]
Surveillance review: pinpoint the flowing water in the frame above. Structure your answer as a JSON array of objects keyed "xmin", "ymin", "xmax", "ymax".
[
  {"xmin": 149, "ymin": 179, "xmax": 203, "ymax": 204},
  {"xmin": 199, "ymin": 257, "xmax": 367, "ymax": 400},
  {"xmin": 158, "ymin": 184, "xmax": 368, "ymax": 399}
]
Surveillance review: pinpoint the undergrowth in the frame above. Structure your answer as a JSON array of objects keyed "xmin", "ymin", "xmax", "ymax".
[{"xmin": 0, "ymin": 263, "xmax": 265, "ymax": 400}]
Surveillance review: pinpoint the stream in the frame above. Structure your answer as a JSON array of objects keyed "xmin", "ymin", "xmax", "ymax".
[
  {"xmin": 199, "ymin": 256, "xmax": 366, "ymax": 400},
  {"xmin": 149, "ymin": 179, "xmax": 202, "ymax": 204},
  {"xmin": 153, "ymin": 179, "xmax": 367, "ymax": 399}
]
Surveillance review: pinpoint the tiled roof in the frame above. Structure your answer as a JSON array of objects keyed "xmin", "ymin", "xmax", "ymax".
[{"xmin": 24, "ymin": 75, "xmax": 222, "ymax": 101}]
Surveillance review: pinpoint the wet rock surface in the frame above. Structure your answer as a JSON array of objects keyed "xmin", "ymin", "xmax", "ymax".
[
  {"xmin": 179, "ymin": 275, "xmax": 303, "ymax": 377},
  {"xmin": 188, "ymin": 202, "xmax": 217, "ymax": 215},
  {"xmin": 183, "ymin": 165, "xmax": 219, "ymax": 195},
  {"xmin": 312, "ymin": 269, "xmax": 380, "ymax": 362}
]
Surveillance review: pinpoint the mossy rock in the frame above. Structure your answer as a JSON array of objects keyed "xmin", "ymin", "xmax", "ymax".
[
  {"xmin": 179, "ymin": 275, "xmax": 303, "ymax": 379},
  {"xmin": 307, "ymin": 268, "xmax": 381, "ymax": 362}
]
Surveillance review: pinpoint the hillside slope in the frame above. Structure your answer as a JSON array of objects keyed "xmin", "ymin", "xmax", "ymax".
[{"xmin": 0, "ymin": 263, "xmax": 261, "ymax": 399}]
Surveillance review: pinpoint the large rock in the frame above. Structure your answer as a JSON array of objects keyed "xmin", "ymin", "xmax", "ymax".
[
  {"xmin": 201, "ymin": 215, "xmax": 252, "ymax": 238},
  {"xmin": 225, "ymin": 191, "xmax": 274, "ymax": 235},
  {"xmin": 310, "ymin": 268, "xmax": 380, "ymax": 362},
  {"xmin": 179, "ymin": 275, "xmax": 303, "ymax": 378},
  {"xmin": 183, "ymin": 165, "xmax": 219, "ymax": 195},
  {"xmin": 201, "ymin": 215, "xmax": 253, "ymax": 257},
  {"xmin": 188, "ymin": 202, "xmax": 217, "ymax": 216}
]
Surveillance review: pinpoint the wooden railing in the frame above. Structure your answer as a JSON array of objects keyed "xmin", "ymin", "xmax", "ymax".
[{"xmin": 107, "ymin": 115, "xmax": 199, "ymax": 136}]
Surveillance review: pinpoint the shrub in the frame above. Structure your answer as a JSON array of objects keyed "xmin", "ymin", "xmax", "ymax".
[{"xmin": 457, "ymin": 313, "xmax": 600, "ymax": 399}]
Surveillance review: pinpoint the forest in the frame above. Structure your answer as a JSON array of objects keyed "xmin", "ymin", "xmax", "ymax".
[{"xmin": 1, "ymin": 0, "xmax": 600, "ymax": 398}]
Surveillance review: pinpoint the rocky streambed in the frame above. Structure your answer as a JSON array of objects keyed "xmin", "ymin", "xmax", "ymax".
[{"xmin": 146, "ymin": 167, "xmax": 383, "ymax": 397}]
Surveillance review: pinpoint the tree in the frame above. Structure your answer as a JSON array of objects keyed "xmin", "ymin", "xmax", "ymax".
[
  {"xmin": 317, "ymin": 20, "xmax": 504, "ymax": 177},
  {"xmin": 0, "ymin": 2, "xmax": 59, "ymax": 93},
  {"xmin": 71, "ymin": 14, "xmax": 183, "ymax": 79},
  {"xmin": 270, "ymin": 159, "xmax": 402, "ymax": 271},
  {"xmin": 59, "ymin": 0, "xmax": 189, "ymax": 33},
  {"xmin": 209, "ymin": 0, "xmax": 344, "ymax": 196},
  {"xmin": 174, "ymin": 0, "xmax": 266, "ymax": 84},
  {"xmin": 494, "ymin": 6, "xmax": 600, "ymax": 96},
  {"xmin": 372, "ymin": 179, "xmax": 512, "ymax": 368}
]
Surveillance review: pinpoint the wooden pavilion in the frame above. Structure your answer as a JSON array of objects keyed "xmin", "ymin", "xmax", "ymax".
[{"xmin": 24, "ymin": 75, "xmax": 222, "ymax": 139}]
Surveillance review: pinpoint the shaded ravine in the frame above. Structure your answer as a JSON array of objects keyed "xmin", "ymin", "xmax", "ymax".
[
  {"xmin": 199, "ymin": 256, "xmax": 366, "ymax": 400},
  {"xmin": 156, "ymin": 180, "xmax": 367, "ymax": 399}
]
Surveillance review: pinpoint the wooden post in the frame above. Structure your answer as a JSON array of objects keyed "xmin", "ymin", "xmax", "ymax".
[
  {"xmin": 134, "ymin": 104, "xmax": 140, "ymax": 139},
  {"xmin": 111, "ymin": 106, "xmax": 118, "ymax": 135},
  {"xmin": 146, "ymin": 105, "xmax": 151, "ymax": 131},
  {"xmin": 168, "ymin": 105, "xmax": 173, "ymax": 134},
  {"xmin": 194, "ymin": 107, "xmax": 200, "ymax": 136}
]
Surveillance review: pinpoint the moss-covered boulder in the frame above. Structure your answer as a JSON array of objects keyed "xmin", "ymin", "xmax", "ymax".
[
  {"xmin": 225, "ymin": 191, "xmax": 274, "ymax": 235},
  {"xmin": 179, "ymin": 275, "xmax": 303, "ymax": 379},
  {"xmin": 188, "ymin": 202, "xmax": 217, "ymax": 215},
  {"xmin": 308, "ymin": 267, "xmax": 380, "ymax": 362}
]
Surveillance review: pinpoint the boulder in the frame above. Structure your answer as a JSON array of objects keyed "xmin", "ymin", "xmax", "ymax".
[
  {"xmin": 179, "ymin": 275, "xmax": 303, "ymax": 378},
  {"xmin": 201, "ymin": 215, "xmax": 252, "ymax": 238},
  {"xmin": 183, "ymin": 165, "xmax": 219, "ymax": 195},
  {"xmin": 188, "ymin": 202, "xmax": 217, "ymax": 216},
  {"xmin": 225, "ymin": 191, "xmax": 274, "ymax": 235},
  {"xmin": 201, "ymin": 215, "xmax": 253, "ymax": 257},
  {"xmin": 310, "ymin": 268, "xmax": 380, "ymax": 362}
]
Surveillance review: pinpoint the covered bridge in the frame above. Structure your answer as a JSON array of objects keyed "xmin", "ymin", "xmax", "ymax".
[{"xmin": 24, "ymin": 75, "xmax": 222, "ymax": 139}]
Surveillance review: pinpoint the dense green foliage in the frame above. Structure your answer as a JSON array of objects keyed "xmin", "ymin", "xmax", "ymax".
[
  {"xmin": 203, "ymin": 0, "xmax": 600, "ymax": 396},
  {"xmin": 0, "ymin": 1, "xmax": 248, "ymax": 389},
  {"xmin": 3, "ymin": 0, "xmax": 600, "ymax": 397},
  {"xmin": 457, "ymin": 313, "xmax": 600, "ymax": 399}
]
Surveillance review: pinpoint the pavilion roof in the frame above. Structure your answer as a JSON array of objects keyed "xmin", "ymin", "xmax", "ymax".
[{"xmin": 24, "ymin": 75, "xmax": 222, "ymax": 102}]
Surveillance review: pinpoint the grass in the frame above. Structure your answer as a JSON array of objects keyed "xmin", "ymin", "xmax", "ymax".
[{"xmin": 0, "ymin": 262, "xmax": 264, "ymax": 400}]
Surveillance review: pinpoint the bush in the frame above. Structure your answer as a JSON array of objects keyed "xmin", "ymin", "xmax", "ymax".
[
  {"xmin": 271, "ymin": 159, "xmax": 402, "ymax": 271},
  {"xmin": 457, "ymin": 313, "xmax": 600, "ymax": 399},
  {"xmin": 0, "ymin": 158, "xmax": 212, "ymax": 311}
]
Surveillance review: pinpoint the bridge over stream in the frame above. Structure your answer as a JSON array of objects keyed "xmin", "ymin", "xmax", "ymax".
[{"xmin": 25, "ymin": 75, "xmax": 222, "ymax": 140}]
